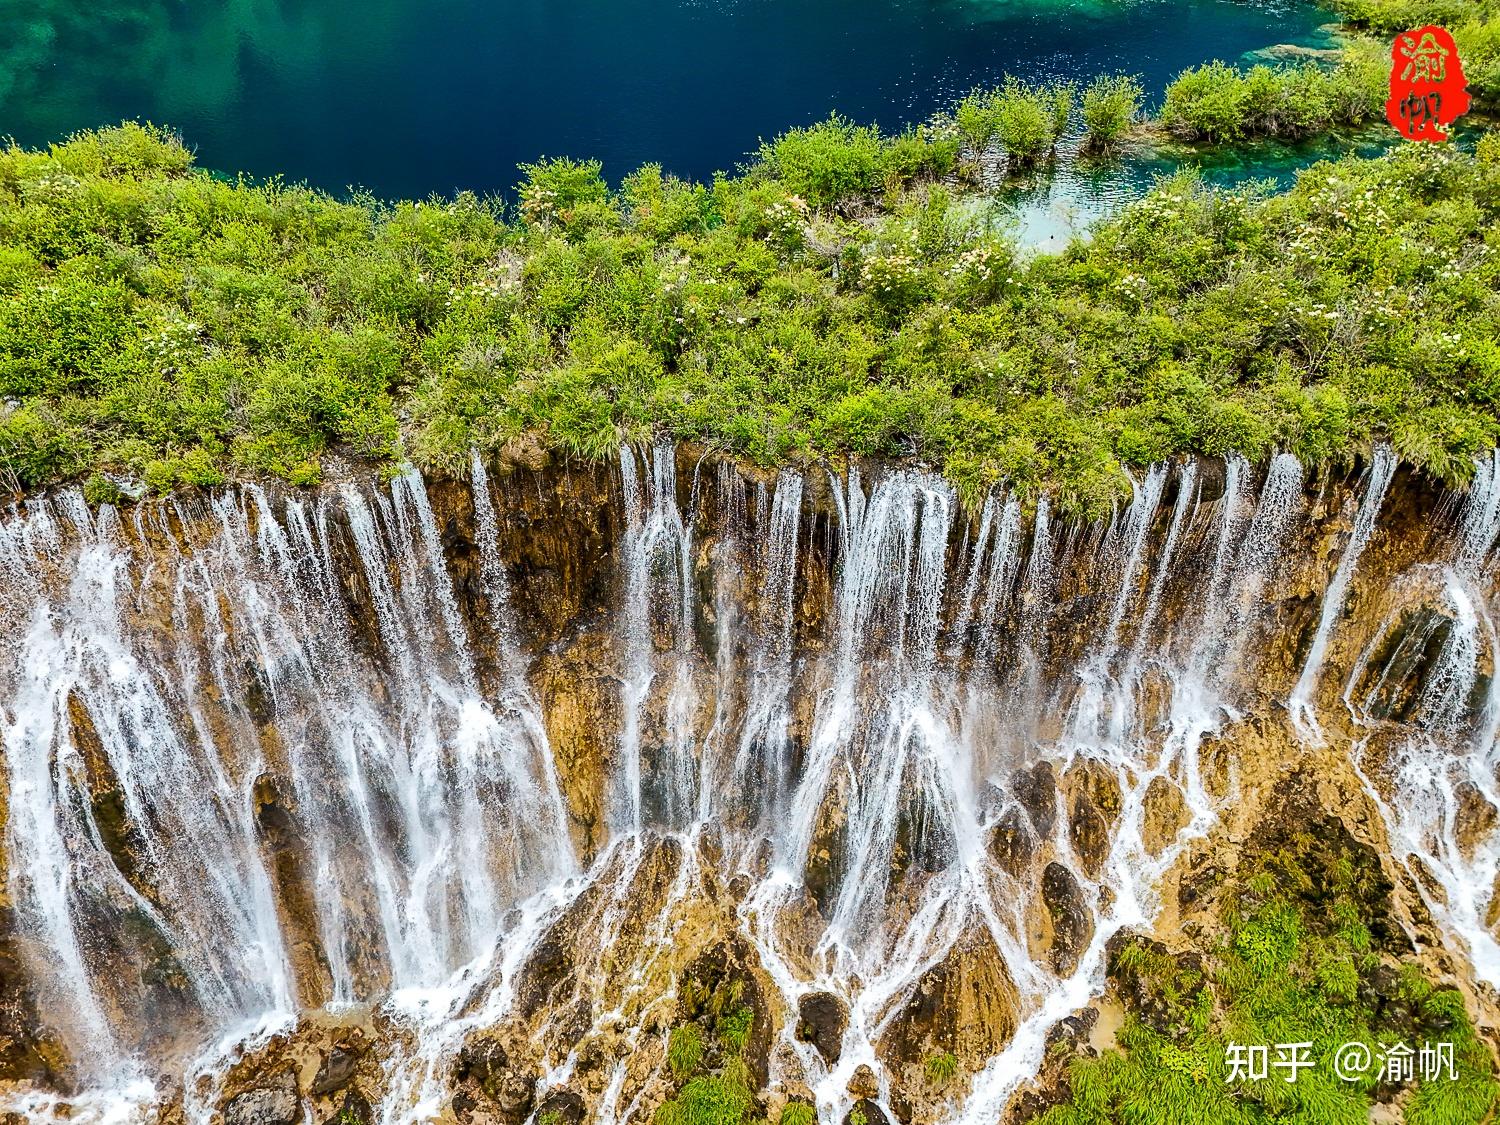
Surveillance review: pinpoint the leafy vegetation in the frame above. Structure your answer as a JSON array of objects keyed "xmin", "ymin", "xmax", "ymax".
[
  {"xmin": 1160, "ymin": 51, "xmax": 1386, "ymax": 144},
  {"xmin": 657, "ymin": 991, "xmax": 761, "ymax": 1125},
  {"xmin": 1039, "ymin": 797, "xmax": 1500, "ymax": 1125},
  {"xmin": 954, "ymin": 80, "xmax": 1074, "ymax": 166},
  {"xmin": 778, "ymin": 1103, "xmax": 816, "ymax": 1125},
  {"xmin": 1, "ymin": 107, "xmax": 1497, "ymax": 513},
  {"xmin": 1080, "ymin": 75, "xmax": 1145, "ymax": 154},
  {"xmin": 670, "ymin": 1024, "xmax": 706, "ymax": 1080}
]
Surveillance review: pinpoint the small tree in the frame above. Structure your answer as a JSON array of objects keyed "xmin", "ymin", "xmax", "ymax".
[{"xmin": 1080, "ymin": 74, "xmax": 1144, "ymax": 154}]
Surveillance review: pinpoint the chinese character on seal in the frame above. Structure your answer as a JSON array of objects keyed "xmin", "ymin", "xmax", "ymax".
[{"xmin": 1386, "ymin": 25, "xmax": 1470, "ymax": 141}]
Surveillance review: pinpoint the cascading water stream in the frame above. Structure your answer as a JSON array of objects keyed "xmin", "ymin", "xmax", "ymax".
[
  {"xmin": 2, "ymin": 446, "xmax": 1498, "ymax": 1125},
  {"xmin": 1348, "ymin": 450, "xmax": 1500, "ymax": 987},
  {"xmin": 1289, "ymin": 445, "xmax": 1396, "ymax": 741}
]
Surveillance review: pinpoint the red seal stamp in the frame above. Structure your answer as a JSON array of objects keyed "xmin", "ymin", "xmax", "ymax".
[{"xmin": 1386, "ymin": 26, "xmax": 1470, "ymax": 142}]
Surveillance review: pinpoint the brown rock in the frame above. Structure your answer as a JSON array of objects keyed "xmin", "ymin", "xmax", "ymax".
[
  {"xmin": 843, "ymin": 1098, "xmax": 890, "ymax": 1125},
  {"xmin": 534, "ymin": 1088, "xmax": 586, "ymax": 1125},
  {"xmin": 1141, "ymin": 777, "xmax": 1189, "ymax": 857},
  {"xmin": 796, "ymin": 991, "xmax": 848, "ymax": 1064},
  {"xmin": 310, "ymin": 1044, "xmax": 358, "ymax": 1097},
  {"xmin": 988, "ymin": 807, "xmax": 1037, "ymax": 877},
  {"xmin": 1040, "ymin": 863, "xmax": 1094, "ymax": 976},
  {"xmin": 1010, "ymin": 762, "xmax": 1058, "ymax": 838},
  {"xmin": 224, "ymin": 1070, "xmax": 300, "ymax": 1125},
  {"xmin": 848, "ymin": 1064, "xmax": 880, "ymax": 1100}
]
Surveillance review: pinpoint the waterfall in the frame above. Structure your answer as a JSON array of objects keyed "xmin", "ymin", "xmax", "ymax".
[
  {"xmin": 1, "ymin": 448, "xmax": 1497, "ymax": 1125},
  {"xmin": 614, "ymin": 442, "xmax": 697, "ymax": 833},
  {"xmin": 1352, "ymin": 450, "xmax": 1500, "ymax": 988},
  {"xmin": 1288, "ymin": 445, "xmax": 1395, "ymax": 741}
]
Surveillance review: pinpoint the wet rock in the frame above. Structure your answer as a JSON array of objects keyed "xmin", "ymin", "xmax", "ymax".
[
  {"xmin": 310, "ymin": 1044, "xmax": 359, "ymax": 1097},
  {"xmin": 0, "ymin": 924, "xmax": 68, "ymax": 1085},
  {"xmin": 796, "ymin": 991, "xmax": 848, "ymax": 1064},
  {"xmin": 534, "ymin": 1088, "xmax": 586, "ymax": 1125},
  {"xmin": 535, "ymin": 629, "xmax": 621, "ymax": 860},
  {"xmin": 1140, "ymin": 777, "xmax": 1189, "ymax": 857},
  {"xmin": 456, "ymin": 1035, "xmax": 510, "ymax": 1087},
  {"xmin": 843, "ymin": 1098, "xmax": 889, "ymax": 1125},
  {"xmin": 1064, "ymin": 762, "xmax": 1121, "ymax": 880},
  {"xmin": 803, "ymin": 779, "xmax": 851, "ymax": 917},
  {"xmin": 1007, "ymin": 1009, "xmax": 1099, "ymax": 1124},
  {"xmin": 1045, "ymin": 1008, "xmax": 1098, "ymax": 1051},
  {"xmin": 988, "ymin": 807, "xmax": 1037, "ymax": 876},
  {"xmin": 321, "ymin": 1091, "xmax": 372, "ymax": 1125},
  {"xmin": 877, "ymin": 924, "xmax": 1019, "ymax": 1124},
  {"xmin": 493, "ymin": 1073, "xmax": 537, "ymax": 1123},
  {"xmin": 1041, "ymin": 863, "xmax": 1094, "ymax": 976},
  {"xmin": 516, "ymin": 932, "xmax": 573, "ymax": 1020},
  {"xmin": 224, "ymin": 1070, "xmax": 299, "ymax": 1125},
  {"xmin": 454, "ymin": 1030, "xmax": 537, "ymax": 1123},
  {"xmin": 253, "ymin": 773, "xmax": 334, "ymax": 1006},
  {"xmin": 1454, "ymin": 780, "xmax": 1498, "ymax": 858},
  {"xmin": 1067, "ymin": 793, "xmax": 1110, "ymax": 880},
  {"xmin": 1351, "ymin": 606, "xmax": 1453, "ymax": 723},
  {"xmin": 1010, "ymin": 762, "xmax": 1058, "ymax": 838},
  {"xmin": 847, "ymin": 1064, "xmax": 880, "ymax": 1100}
]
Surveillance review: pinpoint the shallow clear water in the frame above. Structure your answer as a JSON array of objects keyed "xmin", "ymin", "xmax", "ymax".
[
  {"xmin": 3, "ymin": 0, "xmax": 1327, "ymax": 196},
  {"xmin": 1001, "ymin": 124, "xmax": 1395, "ymax": 248}
]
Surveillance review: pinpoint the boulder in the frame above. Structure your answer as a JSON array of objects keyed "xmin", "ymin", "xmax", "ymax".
[
  {"xmin": 843, "ymin": 1098, "xmax": 890, "ymax": 1125},
  {"xmin": 1040, "ymin": 863, "xmax": 1094, "ymax": 976},
  {"xmin": 988, "ymin": 807, "xmax": 1037, "ymax": 877},
  {"xmin": 534, "ymin": 1088, "xmax": 586, "ymax": 1125},
  {"xmin": 796, "ymin": 991, "xmax": 849, "ymax": 1064},
  {"xmin": 225, "ymin": 1070, "xmax": 299, "ymax": 1125},
  {"xmin": 847, "ymin": 1064, "xmax": 880, "ymax": 1100},
  {"xmin": 310, "ymin": 1045, "xmax": 358, "ymax": 1097}
]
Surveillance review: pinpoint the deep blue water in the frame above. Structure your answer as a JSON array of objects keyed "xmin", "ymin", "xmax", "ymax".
[{"xmin": 2, "ymin": 0, "xmax": 1330, "ymax": 197}]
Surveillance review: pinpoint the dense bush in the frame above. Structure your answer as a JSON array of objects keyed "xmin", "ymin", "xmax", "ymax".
[
  {"xmin": 1080, "ymin": 75, "xmax": 1144, "ymax": 154},
  {"xmin": 954, "ymin": 79, "xmax": 1074, "ymax": 167},
  {"xmin": 1160, "ymin": 53, "xmax": 1386, "ymax": 143},
  {"xmin": 1, "ymin": 117, "xmax": 1498, "ymax": 515}
]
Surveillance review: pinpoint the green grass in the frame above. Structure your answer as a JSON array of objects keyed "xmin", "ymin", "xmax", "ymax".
[
  {"xmin": 1, "ymin": 106, "xmax": 1498, "ymax": 514},
  {"xmin": 669, "ymin": 1024, "xmax": 705, "ymax": 1080},
  {"xmin": 1038, "ymin": 835, "xmax": 1500, "ymax": 1125},
  {"xmin": 925, "ymin": 1050, "xmax": 960, "ymax": 1086}
]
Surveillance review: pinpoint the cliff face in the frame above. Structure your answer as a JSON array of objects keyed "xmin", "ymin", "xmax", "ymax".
[{"xmin": 0, "ymin": 444, "xmax": 1496, "ymax": 1125}]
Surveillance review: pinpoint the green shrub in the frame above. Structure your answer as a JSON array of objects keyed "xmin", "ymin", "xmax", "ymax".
[
  {"xmin": 877, "ymin": 126, "xmax": 960, "ymax": 190},
  {"xmin": 963, "ymin": 79, "xmax": 1074, "ymax": 167},
  {"xmin": 756, "ymin": 115, "xmax": 884, "ymax": 207},
  {"xmin": 1160, "ymin": 58, "xmax": 1383, "ymax": 144},
  {"xmin": 779, "ymin": 1104, "xmax": 816, "ymax": 1125},
  {"xmin": 717, "ymin": 1006, "xmax": 753, "ymax": 1053},
  {"xmin": 1080, "ymin": 75, "xmax": 1144, "ymax": 153},
  {"xmin": 656, "ymin": 1066, "xmax": 754, "ymax": 1125},
  {"xmin": 518, "ymin": 156, "xmax": 610, "ymax": 226},
  {"xmin": 82, "ymin": 473, "xmax": 127, "ymax": 507}
]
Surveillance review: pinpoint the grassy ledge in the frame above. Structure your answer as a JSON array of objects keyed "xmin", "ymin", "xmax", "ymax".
[
  {"xmin": 1036, "ymin": 775, "xmax": 1500, "ymax": 1125},
  {"xmin": 1, "ymin": 92, "xmax": 1498, "ymax": 514}
]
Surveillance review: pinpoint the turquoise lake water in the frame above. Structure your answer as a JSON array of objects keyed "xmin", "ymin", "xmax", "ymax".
[{"xmin": 3, "ymin": 0, "xmax": 1332, "ymax": 199}]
